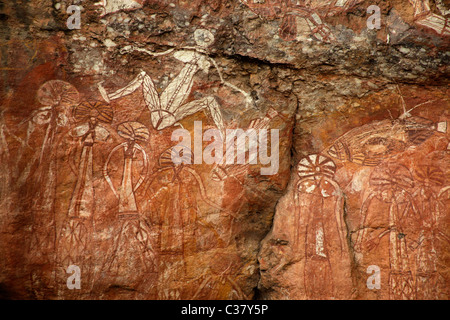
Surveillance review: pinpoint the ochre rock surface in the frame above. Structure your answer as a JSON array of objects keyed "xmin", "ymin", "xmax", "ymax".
[{"xmin": 0, "ymin": 0, "xmax": 448, "ymax": 299}]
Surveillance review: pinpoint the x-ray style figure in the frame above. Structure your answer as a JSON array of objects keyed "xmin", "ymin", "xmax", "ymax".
[
  {"xmin": 103, "ymin": 121, "xmax": 149, "ymax": 218},
  {"xmin": 294, "ymin": 154, "xmax": 350, "ymax": 299},
  {"xmin": 55, "ymin": 101, "xmax": 113, "ymax": 296},
  {"xmin": 27, "ymin": 80, "xmax": 80, "ymax": 297},
  {"xmin": 240, "ymin": 0, "xmax": 364, "ymax": 42},
  {"xmin": 144, "ymin": 145, "xmax": 227, "ymax": 299},
  {"xmin": 101, "ymin": 121, "xmax": 156, "ymax": 295},
  {"xmin": 98, "ymin": 29, "xmax": 253, "ymax": 137},
  {"xmin": 355, "ymin": 163, "xmax": 418, "ymax": 300},
  {"xmin": 68, "ymin": 101, "xmax": 113, "ymax": 219},
  {"xmin": 411, "ymin": 164, "xmax": 449, "ymax": 299}
]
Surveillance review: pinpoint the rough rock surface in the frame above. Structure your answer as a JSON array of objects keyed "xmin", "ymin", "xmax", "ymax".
[{"xmin": 0, "ymin": 0, "xmax": 448, "ymax": 299}]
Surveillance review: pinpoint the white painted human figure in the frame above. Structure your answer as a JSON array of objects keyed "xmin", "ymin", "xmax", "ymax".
[
  {"xmin": 98, "ymin": 29, "xmax": 253, "ymax": 137},
  {"xmin": 294, "ymin": 154, "xmax": 349, "ymax": 299},
  {"xmin": 410, "ymin": 166, "xmax": 449, "ymax": 299},
  {"xmin": 26, "ymin": 80, "xmax": 80, "ymax": 297},
  {"xmin": 103, "ymin": 121, "xmax": 149, "ymax": 218},
  {"xmin": 355, "ymin": 163, "xmax": 417, "ymax": 299},
  {"xmin": 68, "ymin": 108, "xmax": 111, "ymax": 219}
]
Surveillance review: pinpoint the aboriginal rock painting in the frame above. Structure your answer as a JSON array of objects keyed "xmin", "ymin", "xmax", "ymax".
[
  {"xmin": 56, "ymin": 101, "xmax": 113, "ymax": 295},
  {"xmin": 294, "ymin": 154, "xmax": 352, "ymax": 299},
  {"xmin": 98, "ymin": 28, "xmax": 252, "ymax": 135},
  {"xmin": 240, "ymin": 0, "xmax": 450, "ymax": 41},
  {"xmin": 0, "ymin": 27, "xmax": 266, "ymax": 298},
  {"xmin": 259, "ymin": 98, "xmax": 449, "ymax": 299},
  {"xmin": 211, "ymin": 107, "xmax": 282, "ymax": 213},
  {"xmin": 1, "ymin": 0, "xmax": 449, "ymax": 299},
  {"xmin": 28, "ymin": 80, "xmax": 80, "ymax": 296},
  {"xmin": 355, "ymin": 163, "xmax": 417, "ymax": 299}
]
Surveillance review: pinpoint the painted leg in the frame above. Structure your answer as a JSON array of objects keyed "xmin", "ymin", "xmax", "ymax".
[
  {"xmin": 98, "ymin": 70, "xmax": 152, "ymax": 103},
  {"xmin": 304, "ymin": 14, "xmax": 336, "ymax": 43}
]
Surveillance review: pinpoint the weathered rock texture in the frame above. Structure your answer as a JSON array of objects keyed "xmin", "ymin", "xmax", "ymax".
[{"xmin": 0, "ymin": 0, "xmax": 449, "ymax": 299}]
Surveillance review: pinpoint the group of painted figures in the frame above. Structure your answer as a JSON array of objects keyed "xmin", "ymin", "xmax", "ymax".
[
  {"xmin": 14, "ymin": 77, "xmax": 241, "ymax": 298},
  {"xmin": 286, "ymin": 112, "xmax": 449, "ymax": 299},
  {"xmin": 0, "ymin": 27, "xmax": 264, "ymax": 298}
]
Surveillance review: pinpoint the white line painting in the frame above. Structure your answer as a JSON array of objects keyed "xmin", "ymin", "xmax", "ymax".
[
  {"xmin": 55, "ymin": 101, "xmax": 114, "ymax": 297},
  {"xmin": 325, "ymin": 112, "xmax": 447, "ymax": 167},
  {"xmin": 294, "ymin": 153, "xmax": 350, "ymax": 299},
  {"xmin": 28, "ymin": 80, "xmax": 80, "ymax": 297},
  {"xmin": 100, "ymin": 122, "xmax": 156, "ymax": 296},
  {"xmin": 211, "ymin": 107, "xmax": 280, "ymax": 183},
  {"xmin": 355, "ymin": 163, "xmax": 418, "ymax": 299},
  {"xmin": 98, "ymin": 29, "xmax": 254, "ymax": 136},
  {"xmin": 411, "ymin": 164, "xmax": 449, "ymax": 299},
  {"xmin": 240, "ymin": 0, "xmax": 450, "ymax": 42},
  {"xmin": 141, "ymin": 144, "xmax": 236, "ymax": 299},
  {"xmin": 103, "ymin": 121, "xmax": 149, "ymax": 218},
  {"xmin": 68, "ymin": 101, "xmax": 113, "ymax": 219}
]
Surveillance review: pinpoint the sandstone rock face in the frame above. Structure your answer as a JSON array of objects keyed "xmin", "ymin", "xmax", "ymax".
[{"xmin": 0, "ymin": 0, "xmax": 448, "ymax": 299}]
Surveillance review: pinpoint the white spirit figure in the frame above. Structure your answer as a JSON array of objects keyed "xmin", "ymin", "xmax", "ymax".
[
  {"xmin": 98, "ymin": 29, "xmax": 253, "ymax": 136},
  {"xmin": 103, "ymin": 121, "xmax": 149, "ymax": 218},
  {"xmin": 68, "ymin": 101, "xmax": 113, "ymax": 219}
]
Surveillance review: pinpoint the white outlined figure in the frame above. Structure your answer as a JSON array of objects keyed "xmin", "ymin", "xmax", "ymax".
[
  {"xmin": 294, "ymin": 154, "xmax": 349, "ymax": 299},
  {"xmin": 211, "ymin": 107, "xmax": 280, "ymax": 183},
  {"xmin": 34, "ymin": 80, "xmax": 80, "ymax": 178},
  {"xmin": 68, "ymin": 101, "xmax": 113, "ymax": 219},
  {"xmin": 28, "ymin": 80, "xmax": 80, "ymax": 297},
  {"xmin": 56, "ymin": 101, "xmax": 113, "ymax": 296},
  {"xmin": 145, "ymin": 145, "xmax": 229, "ymax": 249},
  {"xmin": 98, "ymin": 29, "xmax": 253, "ymax": 136},
  {"xmin": 104, "ymin": 121, "xmax": 149, "ymax": 218},
  {"xmin": 100, "ymin": 122, "xmax": 155, "ymax": 295},
  {"xmin": 325, "ymin": 115, "xmax": 447, "ymax": 167},
  {"xmin": 355, "ymin": 163, "xmax": 417, "ymax": 300},
  {"xmin": 411, "ymin": 164, "xmax": 448, "ymax": 299},
  {"xmin": 142, "ymin": 145, "xmax": 232, "ymax": 299}
]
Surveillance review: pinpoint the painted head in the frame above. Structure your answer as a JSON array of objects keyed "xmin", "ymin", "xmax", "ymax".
[{"xmin": 194, "ymin": 29, "xmax": 215, "ymax": 48}]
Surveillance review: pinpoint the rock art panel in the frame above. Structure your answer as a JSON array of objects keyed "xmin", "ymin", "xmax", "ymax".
[
  {"xmin": 0, "ymin": 0, "xmax": 448, "ymax": 300},
  {"xmin": 259, "ymin": 86, "xmax": 449, "ymax": 299}
]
